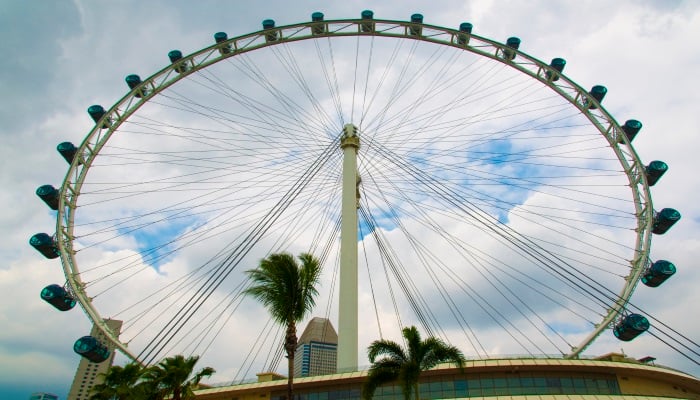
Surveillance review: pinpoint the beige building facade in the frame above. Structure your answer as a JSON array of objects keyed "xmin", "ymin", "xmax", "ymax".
[
  {"xmin": 294, "ymin": 317, "xmax": 338, "ymax": 378},
  {"xmin": 196, "ymin": 355, "xmax": 700, "ymax": 400}
]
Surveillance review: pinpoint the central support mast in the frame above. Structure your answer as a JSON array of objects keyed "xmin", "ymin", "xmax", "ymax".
[{"xmin": 338, "ymin": 123, "xmax": 359, "ymax": 372}]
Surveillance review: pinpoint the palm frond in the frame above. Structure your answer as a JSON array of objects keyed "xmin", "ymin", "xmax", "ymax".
[
  {"xmin": 363, "ymin": 360, "xmax": 401, "ymax": 400},
  {"xmin": 367, "ymin": 339, "xmax": 407, "ymax": 363},
  {"xmin": 365, "ymin": 326, "xmax": 467, "ymax": 400}
]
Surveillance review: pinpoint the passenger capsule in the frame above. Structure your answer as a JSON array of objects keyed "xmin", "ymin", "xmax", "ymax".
[
  {"xmin": 457, "ymin": 22, "xmax": 473, "ymax": 45},
  {"xmin": 125, "ymin": 74, "xmax": 142, "ymax": 89},
  {"xmin": 214, "ymin": 31, "xmax": 228, "ymax": 43},
  {"xmin": 87, "ymin": 105, "xmax": 105, "ymax": 123},
  {"xmin": 168, "ymin": 50, "xmax": 187, "ymax": 73},
  {"xmin": 360, "ymin": 10, "xmax": 375, "ymax": 33},
  {"xmin": 125, "ymin": 74, "xmax": 147, "ymax": 98},
  {"xmin": 168, "ymin": 50, "xmax": 183, "ymax": 62},
  {"xmin": 546, "ymin": 58, "xmax": 566, "ymax": 81},
  {"xmin": 613, "ymin": 313, "xmax": 650, "ymax": 341},
  {"xmin": 641, "ymin": 260, "xmax": 676, "ymax": 287},
  {"xmin": 645, "ymin": 161, "xmax": 668, "ymax": 186},
  {"xmin": 30, "ymin": 233, "xmax": 59, "ymax": 259},
  {"xmin": 73, "ymin": 336, "xmax": 111, "ymax": 363},
  {"xmin": 503, "ymin": 37, "xmax": 520, "ymax": 60},
  {"xmin": 409, "ymin": 13, "xmax": 423, "ymax": 36},
  {"xmin": 88, "ymin": 105, "xmax": 110, "ymax": 128},
  {"xmin": 311, "ymin": 12, "xmax": 326, "ymax": 35},
  {"xmin": 41, "ymin": 284, "xmax": 76, "ymax": 311},
  {"xmin": 585, "ymin": 85, "xmax": 607, "ymax": 109},
  {"xmin": 57, "ymin": 142, "xmax": 78, "ymax": 165},
  {"xmin": 652, "ymin": 208, "xmax": 681, "ymax": 235},
  {"xmin": 262, "ymin": 19, "xmax": 278, "ymax": 42},
  {"xmin": 619, "ymin": 119, "xmax": 642, "ymax": 143},
  {"xmin": 36, "ymin": 185, "xmax": 59, "ymax": 210},
  {"xmin": 214, "ymin": 32, "xmax": 232, "ymax": 54}
]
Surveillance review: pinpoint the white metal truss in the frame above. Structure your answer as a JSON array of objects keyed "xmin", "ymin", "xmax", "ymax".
[{"xmin": 55, "ymin": 17, "xmax": 653, "ymax": 363}]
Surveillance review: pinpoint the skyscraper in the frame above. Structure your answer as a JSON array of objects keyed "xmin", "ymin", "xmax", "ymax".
[
  {"xmin": 67, "ymin": 319, "xmax": 122, "ymax": 400},
  {"xmin": 294, "ymin": 317, "xmax": 338, "ymax": 377}
]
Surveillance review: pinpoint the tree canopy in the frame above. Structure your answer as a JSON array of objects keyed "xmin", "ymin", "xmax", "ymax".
[
  {"xmin": 90, "ymin": 355, "xmax": 214, "ymax": 400},
  {"xmin": 245, "ymin": 252, "xmax": 322, "ymax": 400},
  {"xmin": 363, "ymin": 326, "xmax": 466, "ymax": 400}
]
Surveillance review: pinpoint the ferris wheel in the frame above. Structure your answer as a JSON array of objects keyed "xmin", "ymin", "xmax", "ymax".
[{"xmin": 31, "ymin": 11, "xmax": 681, "ymax": 370}]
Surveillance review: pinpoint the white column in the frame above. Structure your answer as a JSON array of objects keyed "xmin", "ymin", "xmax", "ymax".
[{"xmin": 338, "ymin": 123, "xmax": 359, "ymax": 371}]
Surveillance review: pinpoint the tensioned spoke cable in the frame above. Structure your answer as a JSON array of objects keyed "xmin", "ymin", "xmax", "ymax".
[
  {"xmin": 268, "ymin": 186, "xmax": 339, "ymax": 253},
  {"xmin": 363, "ymin": 194, "xmax": 493, "ymax": 353},
  {"xmin": 264, "ymin": 324, "xmax": 286, "ymax": 376},
  {"xmin": 360, "ymin": 176, "xmax": 609, "ymax": 323},
  {"xmin": 76, "ymin": 159, "xmax": 300, "ymax": 276},
  {"xmin": 138, "ymin": 140, "xmax": 338, "ymax": 363},
  {"xmin": 624, "ymin": 303, "xmax": 700, "ymax": 361},
  {"xmin": 358, "ymin": 36, "xmax": 405, "ymax": 129},
  {"xmin": 226, "ymin": 53, "xmax": 329, "ymax": 138},
  {"xmin": 137, "ymin": 162, "xmax": 334, "ymax": 362},
  {"xmin": 364, "ymin": 162, "xmax": 537, "ymax": 348},
  {"xmin": 351, "ymin": 33, "xmax": 360, "ymax": 123},
  {"xmin": 364, "ymin": 138, "xmax": 634, "ymax": 265},
  {"xmin": 359, "ymin": 220, "xmax": 384, "ymax": 340},
  {"xmin": 358, "ymin": 34, "xmax": 375, "ymax": 128},
  {"xmin": 646, "ymin": 330, "xmax": 700, "ymax": 366},
  {"xmin": 75, "ymin": 124, "xmax": 334, "ymax": 282},
  {"xmin": 365, "ymin": 141, "xmax": 624, "ymax": 317},
  {"xmin": 64, "ymin": 29, "xmax": 678, "ymax": 373},
  {"xmin": 271, "ymin": 43, "xmax": 340, "ymax": 136},
  {"xmin": 359, "ymin": 207, "xmax": 408, "ymax": 337},
  {"xmin": 374, "ymin": 61, "xmax": 535, "ymax": 146},
  {"xmin": 155, "ymin": 82, "xmax": 319, "ymax": 151},
  {"xmin": 314, "ymin": 39, "xmax": 344, "ymax": 126},
  {"xmin": 361, "ymin": 164, "xmax": 559, "ymax": 355},
  {"xmin": 230, "ymin": 318, "xmax": 280, "ymax": 383},
  {"xmin": 352, "ymin": 62, "xmax": 632, "ymax": 354},
  {"xmin": 173, "ymin": 279, "xmax": 249, "ymax": 356},
  {"xmin": 365, "ymin": 58, "xmax": 511, "ymax": 140}
]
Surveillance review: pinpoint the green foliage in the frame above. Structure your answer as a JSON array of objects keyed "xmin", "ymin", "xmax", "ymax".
[
  {"xmin": 89, "ymin": 355, "xmax": 214, "ymax": 400},
  {"xmin": 90, "ymin": 363, "xmax": 146, "ymax": 400},
  {"xmin": 244, "ymin": 252, "xmax": 322, "ymax": 326},
  {"xmin": 142, "ymin": 354, "xmax": 216, "ymax": 400},
  {"xmin": 363, "ymin": 326, "xmax": 466, "ymax": 400}
]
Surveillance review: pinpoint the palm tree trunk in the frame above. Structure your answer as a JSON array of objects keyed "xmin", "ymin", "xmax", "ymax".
[
  {"xmin": 287, "ymin": 353, "xmax": 294, "ymax": 400},
  {"xmin": 285, "ymin": 321, "xmax": 298, "ymax": 400}
]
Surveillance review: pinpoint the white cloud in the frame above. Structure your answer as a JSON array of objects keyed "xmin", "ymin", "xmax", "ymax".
[{"xmin": 2, "ymin": 1, "xmax": 700, "ymax": 399}]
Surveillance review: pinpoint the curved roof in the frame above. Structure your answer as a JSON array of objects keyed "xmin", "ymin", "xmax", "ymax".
[
  {"xmin": 298, "ymin": 317, "xmax": 338, "ymax": 345},
  {"xmin": 195, "ymin": 357, "xmax": 700, "ymax": 399}
]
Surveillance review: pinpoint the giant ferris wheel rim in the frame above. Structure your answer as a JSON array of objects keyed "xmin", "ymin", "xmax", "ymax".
[{"xmin": 54, "ymin": 14, "xmax": 653, "ymax": 364}]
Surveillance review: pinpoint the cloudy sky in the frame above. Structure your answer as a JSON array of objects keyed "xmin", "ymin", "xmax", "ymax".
[{"xmin": 2, "ymin": 1, "xmax": 700, "ymax": 399}]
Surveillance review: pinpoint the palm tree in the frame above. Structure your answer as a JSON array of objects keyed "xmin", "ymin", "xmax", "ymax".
[
  {"xmin": 142, "ymin": 354, "xmax": 215, "ymax": 400},
  {"xmin": 89, "ymin": 362, "xmax": 145, "ymax": 400},
  {"xmin": 244, "ymin": 252, "xmax": 322, "ymax": 400},
  {"xmin": 363, "ymin": 326, "xmax": 466, "ymax": 400}
]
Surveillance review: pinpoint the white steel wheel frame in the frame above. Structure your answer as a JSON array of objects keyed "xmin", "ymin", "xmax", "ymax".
[{"xmin": 55, "ymin": 17, "xmax": 653, "ymax": 363}]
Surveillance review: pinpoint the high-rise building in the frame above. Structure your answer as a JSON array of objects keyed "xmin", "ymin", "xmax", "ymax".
[
  {"xmin": 294, "ymin": 317, "xmax": 338, "ymax": 377},
  {"xmin": 67, "ymin": 319, "xmax": 122, "ymax": 400}
]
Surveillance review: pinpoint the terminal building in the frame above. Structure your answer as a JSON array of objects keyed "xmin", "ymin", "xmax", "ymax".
[
  {"xmin": 196, "ymin": 353, "xmax": 700, "ymax": 400},
  {"xmin": 29, "ymin": 393, "xmax": 58, "ymax": 400}
]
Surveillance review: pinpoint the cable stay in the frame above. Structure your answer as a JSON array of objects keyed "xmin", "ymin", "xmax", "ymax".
[{"xmin": 137, "ymin": 139, "xmax": 339, "ymax": 363}]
